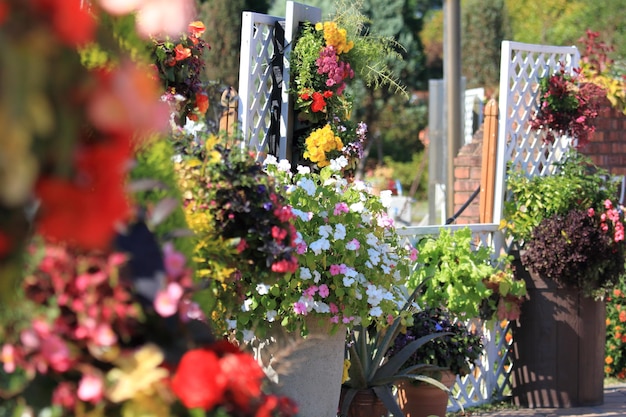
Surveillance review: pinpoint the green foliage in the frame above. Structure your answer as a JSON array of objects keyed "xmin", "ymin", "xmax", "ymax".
[
  {"xmin": 461, "ymin": 0, "xmax": 510, "ymax": 89},
  {"xmin": 406, "ymin": 227, "xmax": 511, "ymax": 319},
  {"xmin": 130, "ymin": 139, "xmax": 195, "ymax": 260},
  {"xmin": 383, "ymin": 153, "xmax": 428, "ymax": 200},
  {"xmin": 503, "ymin": 152, "xmax": 615, "ymax": 243}
]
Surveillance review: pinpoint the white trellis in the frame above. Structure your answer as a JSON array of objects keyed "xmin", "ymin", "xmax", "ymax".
[{"xmin": 237, "ymin": 3, "xmax": 581, "ymax": 412}]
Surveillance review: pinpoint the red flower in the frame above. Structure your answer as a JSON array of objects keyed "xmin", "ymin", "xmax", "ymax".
[
  {"xmin": 0, "ymin": 231, "xmax": 11, "ymax": 257},
  {"xmin": 311, "ymin": 91, "xmax": 326, "ymax": 112},
  {"xmin": 171, "ymin": 348, "xmax": 227, "ymax": 410},
  {"xmin": 195, "ymin": 92, "xmax": 209, "ymax": 115},
  {"xmin": 31, "ymin": 0, "xmax": 96, "ymax": 46},
  {"xmin": 620, "ymin": 310, "xmax": 626, "ymax": 323},
  {"xmin": 323, "ymin": 90, "xmax": 333, "ymax": 98},
  {"xmin": 220, "ymin": 350, "xmax": 265, "ymax": 412}
]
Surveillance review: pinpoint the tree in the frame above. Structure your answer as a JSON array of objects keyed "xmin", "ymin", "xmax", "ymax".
[
  {"xmin": 196, "ymin": 0, "xmax": 270, "ymax": 86},
  {"xmin": 461, "ymin": 0, "xmax": 510, "ymax": 89}
]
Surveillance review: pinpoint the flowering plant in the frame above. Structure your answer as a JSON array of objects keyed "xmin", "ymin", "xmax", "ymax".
[
  {"xmin": 605, "ymin": 284, "xmax": 626, "ymax": 380},
  {"xmin": 247, "ymin": 157, "xmax": 415, "ymax": 337},
  {"xmin": 152, "ymin": 21, "xmax": 210, "ymax": 125},
  {"xmin": 387, "ymin": 306, "xmax": 483, "ymax": 377},
  {"xmin": 289, "ymin": 5, "xmax": 404, "ymax": 171},
  {"xmin": 505, "ymin": 152, "xmax": 626, "ymax": 298},
  {"xmin": 0, "ymin": 234, "xmax": 297, "ymax": 417},
  {"xmin": 529, "ymin": 64, "xmax": 606, "ymax": 147},
  {"xmin": 172, "ymin": 133, "xmax": 299, "ymax": 336}
]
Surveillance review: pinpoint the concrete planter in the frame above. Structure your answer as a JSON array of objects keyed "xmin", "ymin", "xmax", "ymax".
[{"xmin": 259, "ymin": 315, "xmax": 347, "ymax": 417}]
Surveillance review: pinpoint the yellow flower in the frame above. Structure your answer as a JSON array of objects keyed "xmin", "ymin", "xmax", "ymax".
[
  {"xmin": 342, "ymin": 359, "xmax": 351, "ymax": 383},
  {"xmin": 106, "ymin": 344, "xmax": 171, "ymax": 404}
]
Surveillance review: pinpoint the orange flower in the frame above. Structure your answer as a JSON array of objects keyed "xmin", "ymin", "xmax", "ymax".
[
  {"xmin": 606, "ymin": 356, "xmax": 614, "ymax": 365},
  {"xmin": 622, "ymin": 335, "xmax": 626, "ymax": 343},
  {"xmin": 620, "ymin": 310, "xmax": 626, "ymax": 323},
  {"xmin": 174, "ymin": 44, "xmax": 191, "ymax": 61},
  {"xmin": 607, "ymin": 318, "xmax": 612, "ymax": 326},
  {"xmin": 188, "ymin": 21, "xmax": 206, "ymax": 37},
  {"xmin": 614, "ymin": 289, "xmax": 623, "ymax": 297}
]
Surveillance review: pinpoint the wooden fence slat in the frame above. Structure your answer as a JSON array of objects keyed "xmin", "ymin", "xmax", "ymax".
[{"xmin": 479, "ymin": 99, "xmax": 498, "ymax": 223}]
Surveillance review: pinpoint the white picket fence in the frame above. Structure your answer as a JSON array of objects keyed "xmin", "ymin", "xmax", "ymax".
[{"xmin": 237, "ymin": 1, "xmax": 580, "ymax": 412}]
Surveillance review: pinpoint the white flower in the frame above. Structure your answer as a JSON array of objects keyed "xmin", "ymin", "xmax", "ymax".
[
  {"xmin": 343, "ymin": 276, "xmax": 355, "ymax": 287},
  {"xmin": 296, "ymin": 165, "xmax": 311, "ymax": 174},
  {"xmin": 367, "ymin": 248, "xmax": 381, "ymax": 265},
  {"xmin": 292, "ymin": 208, "xmax": 313, "ymax": 222},
  {"xmin": 366, "ymin": 233, "xmax": 378, "ymax": 246},
  {"xmin": 361, "ymin": 212, "xmax": 373, "ymax": 224},
  {"xmin": 318, "ymin": 225, "xmax": 333, "ymax": 238},
  {"xmin": 263, "ymin": 154, "xmax": 278, "ymax": 166},
  {"xmin": 313, "ymin": 270, "xmax": 322, "ymax": 283},
  {"xmin": 353, "ymin": 180, "xmax": 368, "ymax": 192},
  {"xmin": 329, "ymin": 156, "xmax": 349, "ymax": 171},
  {"xmin": 242, "ymin": 329, "xmax": 255, "ymax": 342},
  {"xmin": 226, "ymin": 319, "xmax": 237, "ymax": 330},
  {"xmin": 266, "ymin": 310, "xmax": 277, "ymax": 322},
  {"xmin": 242, "ymin": 298, "xmax": 254, "ymax": 312},
  {"xmin": 333, "ymin": 223, "xmax": 346, "ymax": 240},
  {"xmin": 345, "ymin": 267, "xmax": 358, "ymax": 278},
  {"xmin": 299, "ymin": 267, "xmax": 312, "ymax": 280},
  {"xmin": 310, "ymin": 238, "xmax": 330, "ymax": 255},
  {"xmin": 256, "ymin": 283, "xmax": 270, "ymax": 295},
  {"xmin": 350, "ymin": 202, "xmax": 365, "ymax": 213},
  {"xmin": 313, "ymin": 301, "xmax": 330, "ymax": 314},
  {"xmin": 278, "ymin": 159, "xmax": 292, "ymax": 172},
  {"xmin": 346, "ymin": 239, "xmax": 360, "ymax": 251},
  {"xmin": 381, "ymin": 264, "xmax": 391, "ymax": 274},
  {"xmin": 379, "ymin": 190, "xmax": 392, "ymax": 208},
  {"xmin": 369, "ymin": 306, "xmax": 383, "ymax": 317},
  {"xmin": 366, "ymin": 284, "xmax": 384, "ymax": 306},
  {"xmin": 297, "ymin": 177, "xmax": 317, "ymax": 196}
]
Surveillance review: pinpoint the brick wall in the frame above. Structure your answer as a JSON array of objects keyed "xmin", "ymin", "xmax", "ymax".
[{"xmin": 452, "ymin": 104, "xmax": 626, "ymax": 225}]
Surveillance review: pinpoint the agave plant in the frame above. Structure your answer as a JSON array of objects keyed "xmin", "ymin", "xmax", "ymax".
[{"xmin": 340, "ymin": 286, "xmax": 451, "ymax": 417}]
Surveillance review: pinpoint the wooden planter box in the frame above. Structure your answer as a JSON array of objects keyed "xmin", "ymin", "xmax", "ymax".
[{"xmin": 510, "ymin": 254, "xmax": 605, "ymax": 408}]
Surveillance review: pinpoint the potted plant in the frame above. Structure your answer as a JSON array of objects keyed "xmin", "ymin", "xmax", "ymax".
[
  {"xmin": 340, "ymin": 289, "xmax": 449, "ymax": 417},
  {"xmin": 387, "ymin": 306, "xmax": 484, "ymax": 417},
  {"xmin": 405, "ymin": 227, "xmax": 527, "ymax": 322},
  {"xmin": 503, "ymin": 151, "xmax": 626, "ymax": 407}
]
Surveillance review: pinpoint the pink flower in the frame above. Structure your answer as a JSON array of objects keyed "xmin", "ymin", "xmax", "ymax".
[
  {"xmin": 588, "ymin": 207, "xmax": 595, "ymax": 217},
  {"xmin": 303, "ymin": 285, "xmax": 318, "ymax": 297},
  {"xmin": 236, "ymin": 239, "xmax": 248, "ymax": 253},
  {"xmin": 329, "ymin": 303, "xmax": 339, "ymax": 314},
  {"xmin": 330, "ymin": 316, "xmax": 339, "ymax": 324},
  {"xmin": 77, "ymin": 373, "xmax": 104, "ymax": 404},
  {"xmin": 40, "ymin": 334, "xmax": 72, "ymax": 372},
  {"xmin": 52, "ymin": 382, "xmax": 77, "ymax": 409},
  {"xmin": 318, "ymin": 284, "xmax": 329, "ymax": 298},
  {"xmin": 296, "ymin": 242, "xmax": 307, "ymax": 254},
  {"xmin": 333, "ymin": 202, "xmax": 349, "ymax": 215},
  {"xmin": 293, "ymin": 302, "xmax": 307, "ymax": 315},
  {"xmin": 135, "ymin": 0, "xmax": 196, "ymax": 39},
  {"xmin": 163, "ymin": 242, "xmax": 186, "ymax": 277},
  {"xmin": 409, "ymin": 247, "xmax": 419, "ymax": 262},
  {"xmin": 91, "ymin": 323, "xmax": 117, "ymax": 347},
  {"xmin": 1, "ymin": 344, "xmax": 15, "ymax": 373},
  {"xmin": 154, "ymin": 282, "xmax": 184, "ymax": 317}
]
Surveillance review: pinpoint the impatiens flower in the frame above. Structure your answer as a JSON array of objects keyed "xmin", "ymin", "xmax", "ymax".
[
  {"xmin": 333, "ymin": 202, "xmax": 349, "ymax": 215},
  {"xmin": 1, "ymin": 344, "xmax": 15, "ymax": 373},
  {"xmin": 293, "ymin": 301, "xmax": 307, "ymax": 315},
  {"xmin": 346, "ymin": 239, "xmax": 360, "ymax": 251},
  {"xmin": 256, "ymin": 283, "xmax": 270, "ymax": 295},
  {"xmin": 77, "ymin": 372, "xmax": 104, "ymax": 404},
  {"xmin": 154, "ymin": 282, "xmax": 184, "ymax": 317},
  {"xmin": 171, "ymin": 348, "xmax": 227, "ymax": 410},
  {"xmin": 163, "ymin": 242, "xmax": 186, "ymax": 277},
  {"xmin": 318, "ymin": 284, "xmax": 330, "ymax": 298}
]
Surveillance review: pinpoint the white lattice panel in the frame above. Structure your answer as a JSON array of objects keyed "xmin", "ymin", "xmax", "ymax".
[
  {"xmin": 238, "ymin": 12, "xmax": 283, "ymax": 158},
  {"xmin": 492, "ymin": 42, "xmax": 580, "ymax": 224}
]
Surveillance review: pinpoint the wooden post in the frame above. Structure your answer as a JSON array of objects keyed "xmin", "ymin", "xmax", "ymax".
[{"xmin": 479, "ymin": 99, "xmax": 498, "ymax": 223}]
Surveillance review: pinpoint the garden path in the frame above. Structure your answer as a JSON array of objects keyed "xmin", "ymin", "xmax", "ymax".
[{"xmin": 467, "ymin": 384, "xmax": 626, "ymax": 416}]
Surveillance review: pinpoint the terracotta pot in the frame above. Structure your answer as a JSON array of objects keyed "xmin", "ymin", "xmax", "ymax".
[
  {"xmin": 396, "ymin": 370, "xmax": 456, "ymax": 417},
  {"xmin": 510, "ymin": 252, "xmax": 605, "ymax": 408},
  {"xmin": 339, "ymin": 387, "xmax": 388, "ymax": 417}
]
